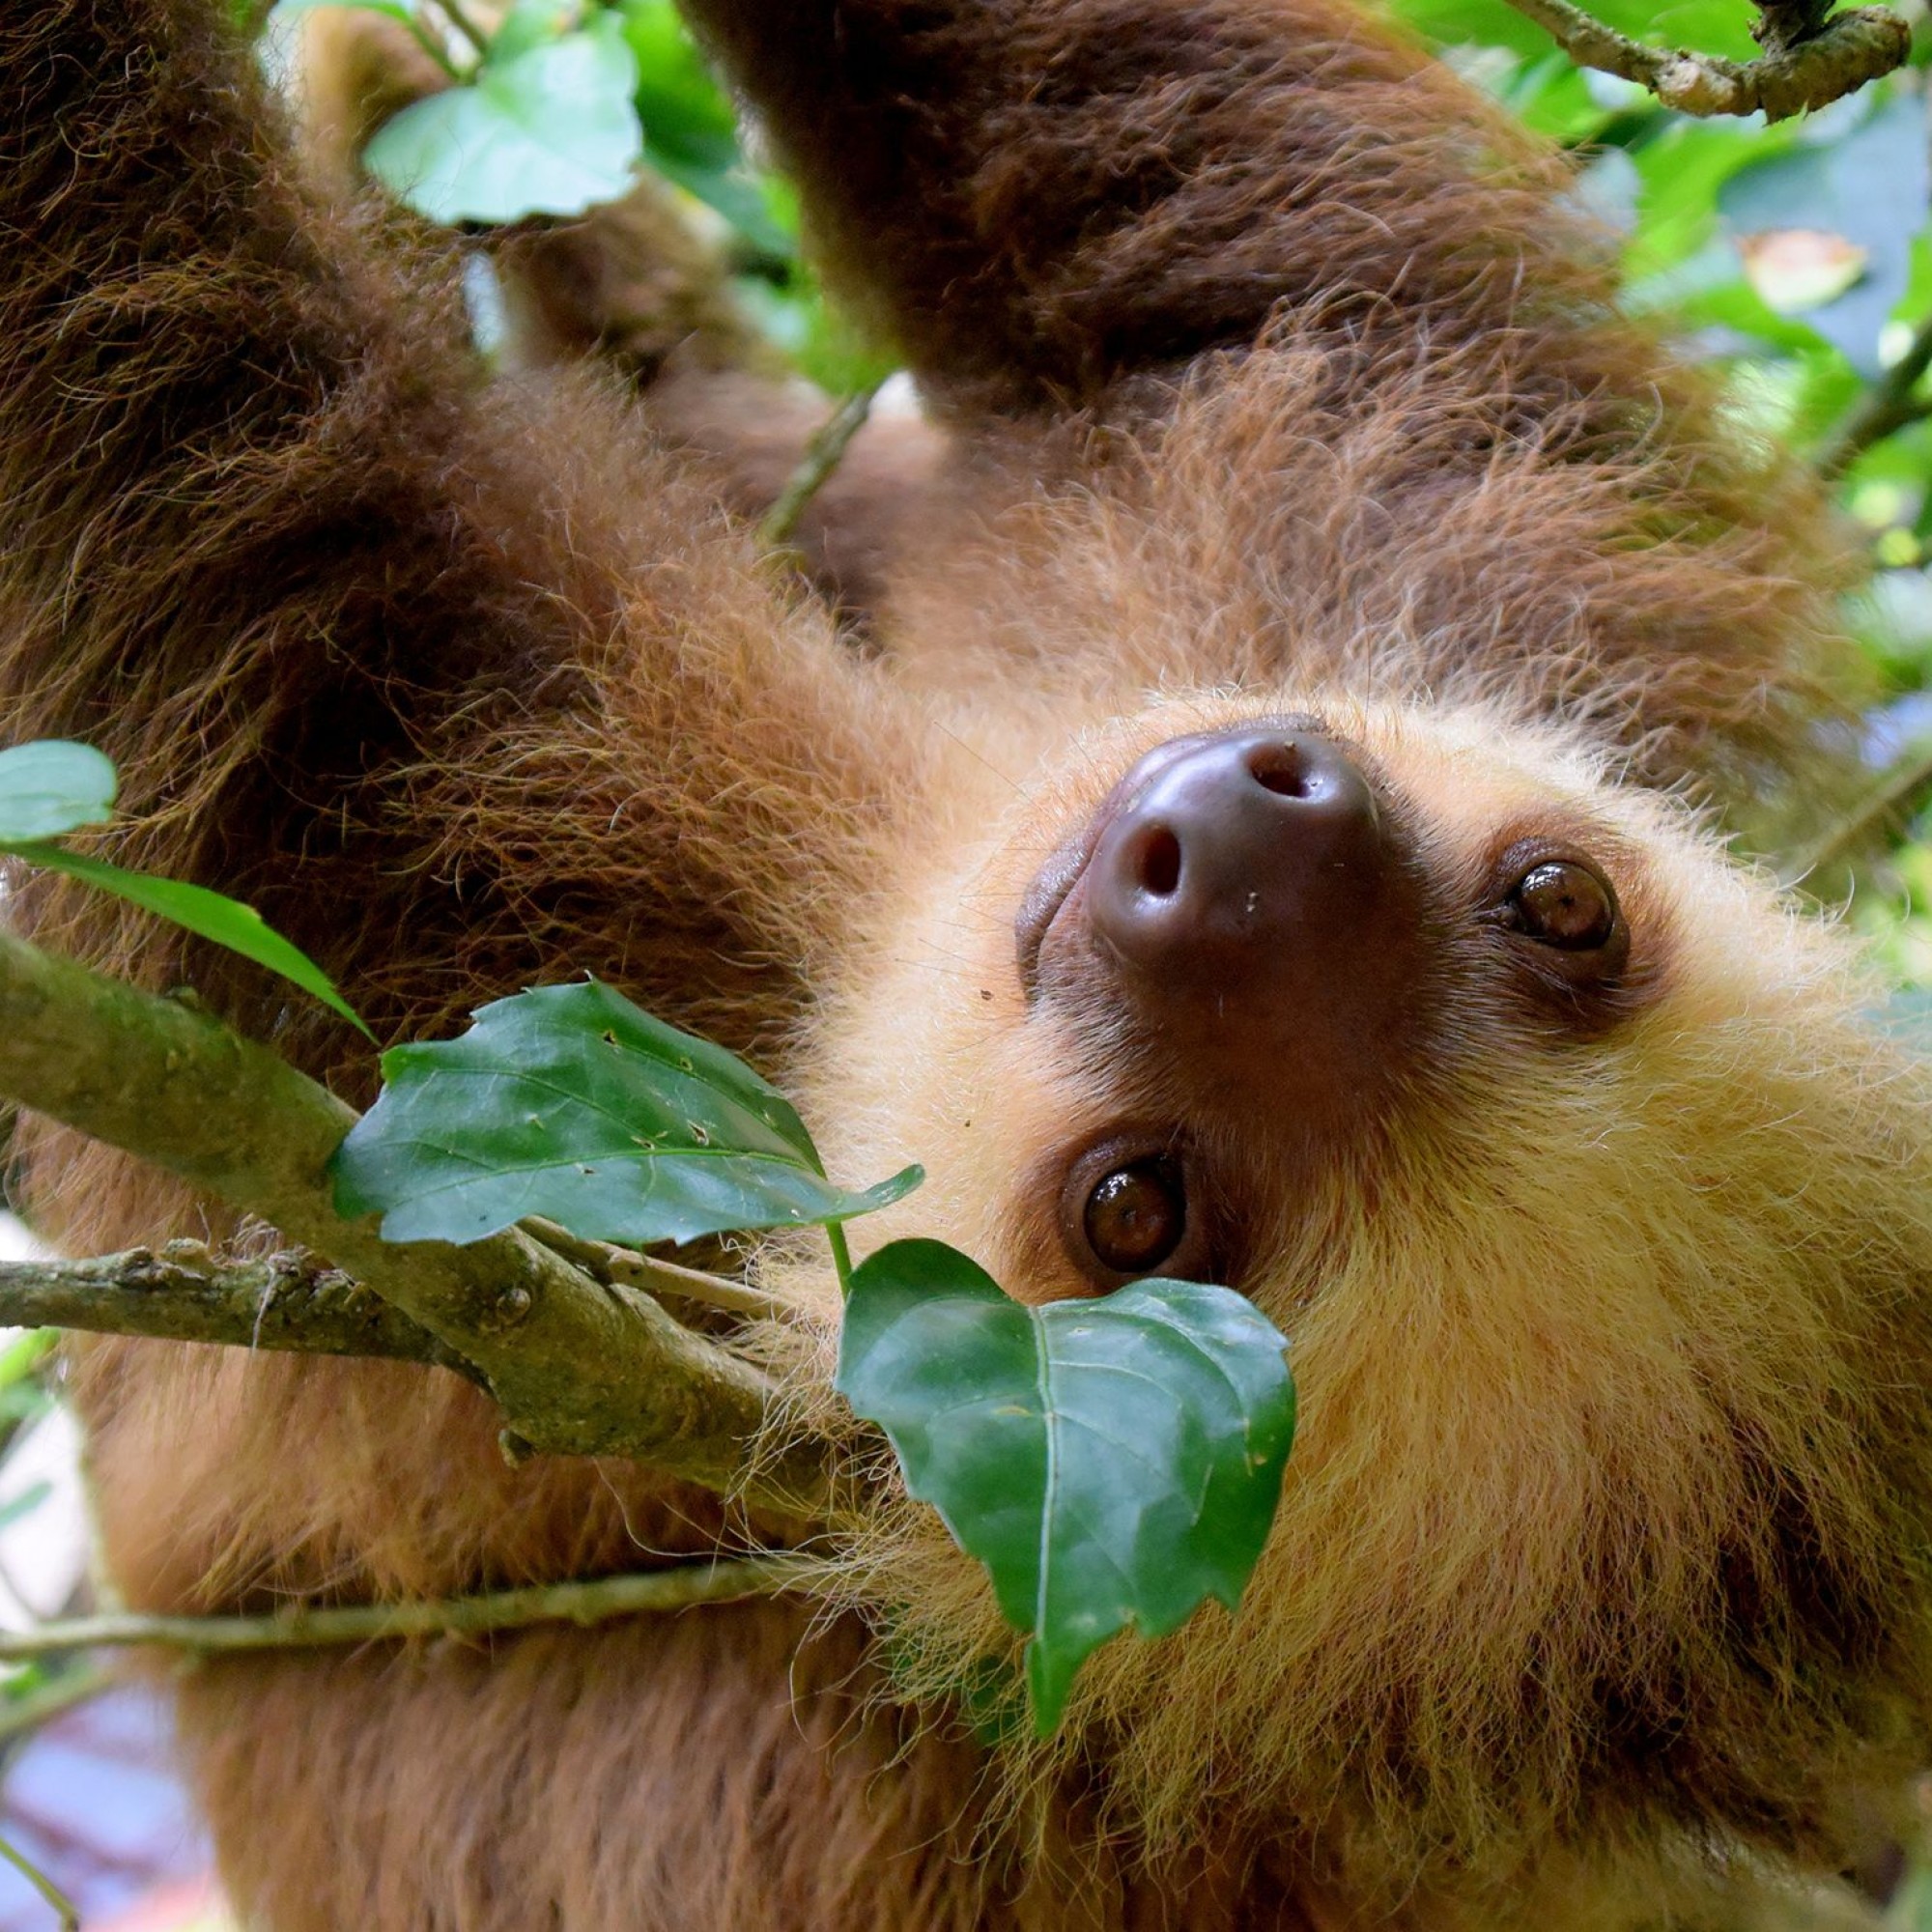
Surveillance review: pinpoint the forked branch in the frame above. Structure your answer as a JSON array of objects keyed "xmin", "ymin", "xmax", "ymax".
[
  {"xmin": 0, "ymin": 930, "xmax": 827, "ymax": 1504},
  {"xmin": 1499, "ymin": 0, "xmax": 1908, "ymax": 119}
]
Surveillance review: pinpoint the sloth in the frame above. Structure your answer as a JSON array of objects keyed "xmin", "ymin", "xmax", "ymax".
[{"xmin": 3, "ymin": 0, "xmax": 1931, "ymax": 1929}]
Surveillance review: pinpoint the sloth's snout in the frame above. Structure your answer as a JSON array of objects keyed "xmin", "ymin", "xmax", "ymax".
[
  {"xmin": 1086, "ymin": 729, "xmax": 1395, "ymax": 980},
  {"xmin": 1027, "ymin": 723, "xmax": 1430, "ymax": 1127}
]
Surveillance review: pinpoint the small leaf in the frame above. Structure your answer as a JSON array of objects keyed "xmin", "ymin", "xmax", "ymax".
[
  {"xmin": 332, "ymin": 980, "xmax": 921, "ymax": 1246},
  {"xmin": 2, "ymin": 846, "xmax": 371, "ymax": 1038},
  {"xmin": 1738, "ymin": 230, "xmax": 1868, "ymax": 317},
  {"xmin": 838, "ymin": 1239, "xmax": 1295, "ymax": 1736},
  {"xmin": 267, "ymin": 0, "xmax": 420, "ymax": 25},
  {"xmin": 0, "ymin": 742, "xmax": 116, "ymax": 843},
  {"xmin": 363, "ymin": 12, "xmax": 643, "ymax": 224}
]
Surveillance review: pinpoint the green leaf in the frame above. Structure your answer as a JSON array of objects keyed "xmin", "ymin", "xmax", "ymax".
[
  {"xmin": 332, "ymin": 980, "xmax": 922, "ymax": 1246},
  {"xmin": 1, "ymin": 846, "xmax": 371, "ymax": 1039},
  {"xmin": 0, "ymin": 742, "xmax": 116, "ymax": 843},
  {"xmin": 486, "ymin": 0, "xmax": 579, "ymax": 66},
  {"xmin": 363, "ymin": 12, "xmax": 643, "ymax": 223},
  {"xmin": 267, "ymin": 0, "xmax": 419, "ymax": 25},
  {"xmin": 837, "ymin": 1239, "xmax": 1295, "ymax": 1736}
]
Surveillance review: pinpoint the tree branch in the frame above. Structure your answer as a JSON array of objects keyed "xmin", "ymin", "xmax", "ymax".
[
  {"xmin": 1498, "ymin": 0, "xmax": 1908, "ymax": 120},
  {"xmin": 1816, "ymin": 308, "xmax": 1932, "ymax": 480},
  {"xmin": 0, "ymin": 930, "xmax": 827, "ymax": 1504},
  {"xmin": 0, "ymin": 1245, "xmax": 477, "ymax": 1376},
  {"xmin": 0, "ymin": 1553, "xmax": 814, "ymax": 1661}
]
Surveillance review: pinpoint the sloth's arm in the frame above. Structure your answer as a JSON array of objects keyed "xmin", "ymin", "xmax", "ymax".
[
  {"xmin": 677, "ymin": 0, "xmax": 1580, "ymax": 416},
  {"xmin": 0, "ymin": 1, "xmax": 922, "ymax": 1084}
]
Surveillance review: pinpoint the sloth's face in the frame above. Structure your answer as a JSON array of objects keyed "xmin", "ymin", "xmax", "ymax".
[
  {"xmin": 814, "ymin": 689, "xmax": 1805, "ymax": 1316},
  {"xmin": 802, "ymin": 690, "xmax": 1932, "ymax": 1872}
]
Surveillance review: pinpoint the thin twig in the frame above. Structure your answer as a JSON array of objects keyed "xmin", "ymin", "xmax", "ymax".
[
  {"xmin": 1817, "ymin": 310, "xmax": 1932, "ymax": 480},
  {"xmin": 758, "ymin": 383, "xmax": 884, "ymax": 551},
  {"xmin": 1779, "ymin": 739, "xmax": 1932, "ymax": 886},
  {"xmin": 0, "ymin": 1246, "xmax": 476, "ymax": 1377},
  {"xmin": 1498, "ymin": 0, "xmax": 1908, "ymax": 120},
  {"xmin": 521, "ymin": 1219, "xmax": 789, "ymax": 1320},
  {"xmin": 0, "ymin": 1553, "xmax": 816, "ymax": 1662},
  {"xmin": 0, "ymin": 1663, "xmax": 115, "ymax": 1750},
  {"xmin": 396, "ymin": 10, "xmax": 463, "ymax": 80},
  {"xmin": 0, "ymin": 1833, "xmax": 75, "ymax": 1932},
  {"xmin": 434, "ymin": 0, "xmax": 495, "ymax": 61}
]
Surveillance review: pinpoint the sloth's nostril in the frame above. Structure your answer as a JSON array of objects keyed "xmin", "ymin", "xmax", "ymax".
[
  {"xmin": 1245, "ymin": 742, "xmax": 1311, "ymax": 799},
  {"xmin": 1134, "ymin": 825, "xmax": 1182, "ymax": 896}
]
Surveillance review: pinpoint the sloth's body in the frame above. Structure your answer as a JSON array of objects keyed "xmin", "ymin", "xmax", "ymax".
[{"xmin": 4, "ymin": 1, "xmax": 1932, "ymax": 1928}]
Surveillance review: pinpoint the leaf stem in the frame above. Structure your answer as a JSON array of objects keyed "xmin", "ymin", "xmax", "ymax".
[
  {"xmin": 827, "ymin": 1220, "xmax": 855, "ymax": 1296},
  {"xmin": 1816, "ymin": 308, "xmax": 1932, "ymax": 479},
  {"xmin": 400, "ymin": 7, "xmax": 464, "ymax": 80},
  {"xmin": 0, "ymin": 1664, "xmax": 114, "ymax": 1750},
  {"xmin": 435, "ymin": 0, "xmax": 495, "ymax": 61},
  {"xmin": 758, "ymin": 383, "xmax": 884, "ymax": 552}
]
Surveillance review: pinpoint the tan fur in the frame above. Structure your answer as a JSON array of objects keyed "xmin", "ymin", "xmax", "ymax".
[{"xmin": 1, "ymin": 0, "xmax": 1926, "ymax": 1927}]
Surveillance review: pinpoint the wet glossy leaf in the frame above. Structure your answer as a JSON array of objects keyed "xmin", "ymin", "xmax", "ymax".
[
  {"xmin": 334, "ymin": 980, "xmax": 921, "ymax": 1245},
  {"xmin": 364, "ymin": 12, "xmax": 642, "ymax": 223},
  {"xmin": 0, "ymin": 742, "xmax": 116, "ymax": 843},
  {"xmin": 838, "ymin": 1239, "xmax": 1295, "ymax": 1735}
]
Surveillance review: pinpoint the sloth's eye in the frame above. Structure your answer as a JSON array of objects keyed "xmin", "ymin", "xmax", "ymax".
[
  {"xmin": 1508, "ymin": 860, "xmax": 1618, "ymax": 951},
  {"xmin": 1083, "ymin": 1158, "xmax": 1187, "ymax": 1275}
]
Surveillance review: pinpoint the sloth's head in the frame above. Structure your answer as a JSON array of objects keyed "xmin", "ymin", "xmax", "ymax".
[{"xmin": 797, "ymin": 688, "xmax": 1932, "ymax": 1899}]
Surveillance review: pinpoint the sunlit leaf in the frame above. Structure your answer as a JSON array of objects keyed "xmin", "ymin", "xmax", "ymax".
[
  {"xmin": 1739, "ymin": 230, "xmax": 1869, "ymax": 315},
  {"xmin": 363, "ymin": 11, "xmax": 642, "ymax": 223},
  {"xmin": 334, "ymin": 980, "xmax": 921, "ymax": 1245},
  {"xmin": 0, "ymin": 742, "xmax": 116, "ymax": 844},
  {"xmin": 267, "ymin": 0, "xmax": 419, "ymax": 26},
  {"xmin": 838, "ymin": 1239, "xmax": 1295, "ymax": 1735}
]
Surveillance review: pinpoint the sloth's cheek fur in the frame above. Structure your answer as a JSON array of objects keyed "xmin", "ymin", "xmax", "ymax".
[{"xmin": 793, "ymin": 693, "xmax": 1932, "ymax": 1902}]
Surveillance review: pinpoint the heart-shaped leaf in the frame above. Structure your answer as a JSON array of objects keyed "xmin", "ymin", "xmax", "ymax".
[
  {"xmin": 363, "ymin": 12, "xmax": 643, "ymax": 224},
  {"xmin": 838, "ymin": 1239, "xmax": 1295, "ymax": 1735},
  {"xmin": 333, "ymin": 980, "xmax": 921, "ymax": 1246},
  {"xmin": 0, "ymin": 741, "xmax": 116, "ymax": 843}
]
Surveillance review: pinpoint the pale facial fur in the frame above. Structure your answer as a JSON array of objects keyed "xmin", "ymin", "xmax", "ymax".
[{"xmin": 783, "ymin": 690, "xmax": 1932, "ymax": 1906}]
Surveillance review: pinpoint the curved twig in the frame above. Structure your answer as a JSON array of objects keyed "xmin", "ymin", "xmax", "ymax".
[{"xmin": 0, "ymin": 1553, "xmax": 816, "ymax": 1661}]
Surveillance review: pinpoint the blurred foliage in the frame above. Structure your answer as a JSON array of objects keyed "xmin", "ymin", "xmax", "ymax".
[
  {"xmin": 279, "ymin": 0, "xmax": 1932, "ymax": 969},
  {"xmin": 1393, "ymin": 0, "xmax": 1932, "ymax": 987}
]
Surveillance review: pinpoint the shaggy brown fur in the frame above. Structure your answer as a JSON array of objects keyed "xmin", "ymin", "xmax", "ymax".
[
  {"xmin": 293, "ymin": 3, "xmax": 952, "ymax": 620},
  {"xmin": 2, "ymin": 0, "xmax": 1929, "ymax": 1927}
]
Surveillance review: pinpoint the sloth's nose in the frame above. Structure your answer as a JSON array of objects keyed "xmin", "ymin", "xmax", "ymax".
[
  {"xmin": 1087, "ymin": 728, "xmax": 1396, "ymax": 979},
  {"xmin": 1068, "ymin": 724, "xmax": 1428, "ymax": 1123}
]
